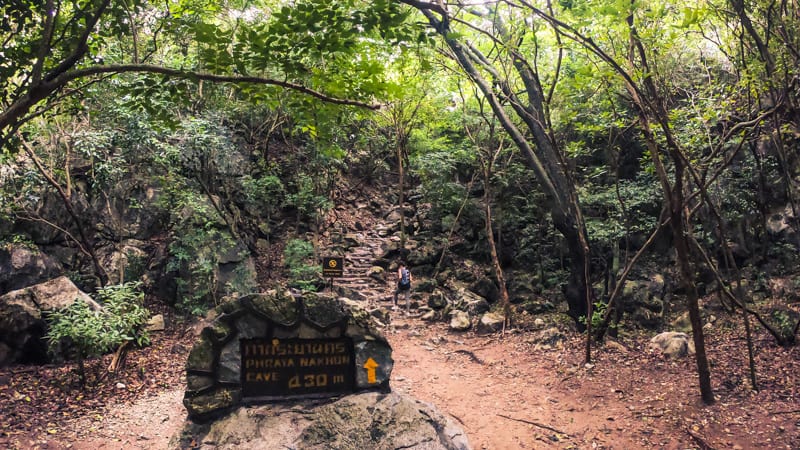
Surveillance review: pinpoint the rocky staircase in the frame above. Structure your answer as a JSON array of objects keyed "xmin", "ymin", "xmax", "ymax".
[{"xmin": 320, "ymin": 196, "xmax": 400, "ymax": 309}]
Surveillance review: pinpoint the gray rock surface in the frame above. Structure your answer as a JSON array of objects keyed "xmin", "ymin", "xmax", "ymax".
[
  {"xmin": 0, "ymin": 276, "xmax": 99, "ymax": 366},
  {"xmin": 449, "ymin": 310, "xmax": 471, "ymax": 331},
  {"xmin": 649, "ymin": 331, "xmax": 695, "ymax": 358},
  {"xmin": 476, "ymin": 312, "xmax": 504, "ymax": 335},
  {"xmin": 0, "ymin": 244, "xmax": 63, "ymax": 295},
  {"xmin": 175, "ymin": 392, "xmax": 471, "ymax": 450}
]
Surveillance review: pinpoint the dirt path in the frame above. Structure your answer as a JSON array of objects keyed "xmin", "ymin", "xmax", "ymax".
[
  {"xmin": 65, "ymin": 318, "xmax": 636, "ymax": 450},
  {"xmin": 22, "ymin": 310, "xmax": 798, "ymax": 450},
  {"xmin": 389, "ymin": 316, "xmax": 644, "ymax": 450}
]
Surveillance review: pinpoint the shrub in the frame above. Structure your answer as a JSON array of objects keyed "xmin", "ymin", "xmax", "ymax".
[
  {"xmin": 45, "ymin": 282, "xmax": 151, "ymax": 384},
  {"xmin": 284, "ymin": 239, "xmax": 320, "ymax": 291}
]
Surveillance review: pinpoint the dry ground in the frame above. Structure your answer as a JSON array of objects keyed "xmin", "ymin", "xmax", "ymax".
[{"xmin": 1, "ymin": 311, "xmax": 798, "ymax": 449}]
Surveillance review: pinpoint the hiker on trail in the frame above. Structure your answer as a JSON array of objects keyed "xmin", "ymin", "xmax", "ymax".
[{"xmin": 393, "ymin": 262, "xmax": 412, "ymax": 313}]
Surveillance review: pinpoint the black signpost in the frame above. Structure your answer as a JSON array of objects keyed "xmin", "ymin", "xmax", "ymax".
[
  {"xmin": 322, "ymin": 256, "xmax": 344, "ymax": 291},
  {"xmin": 241, "ymin": 337, "xmax": 356, "ymax": 399}
]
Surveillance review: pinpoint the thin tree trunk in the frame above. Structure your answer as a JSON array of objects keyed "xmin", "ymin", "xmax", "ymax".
[
  {"xmin": 482, "ymin": 164, "xmax": 511, "ymax": 331},
  {"xmin": 398, "ymin": 143, "xmax": 406, "ymax": 251},
  {"xmin": 20, "ymin": 137, "xmax": 108, "ymax": 286},
  {"xmin": 434, "ymin": 175, "xmax": 476, "ymax": 277},
  {"xmin": 406, "ymin": 4, "xmax": 591, "ymax": 328}
]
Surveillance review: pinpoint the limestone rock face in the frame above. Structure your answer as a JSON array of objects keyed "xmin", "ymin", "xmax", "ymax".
[
  {"xmin": 0, "ymin": 276, "xmax": 97, "ymax": 366},
  {"xmin": 0, "ymin": 244, "xmax": 62, "ymax": 295},
  {"xmin": 176, "ymin": 392, "xmax": 471, "ymax": 450},
  {"xmin": 183, "ymin": 291, "xmax": 394, "ymax": 422},
  {"xmin": 620, "ymin": 276, "xmax": 667, "ymax": 329}
]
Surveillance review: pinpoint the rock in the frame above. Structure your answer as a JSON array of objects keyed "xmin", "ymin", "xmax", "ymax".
[
  {"xmin": 98, "ymin": 243, "xmax": 149, "ymax": 285},
  {"xmin": 453, "ymin": 288, "xmax": 490, "ymax": 316},
  {"xmin": 0, "ymin": 276, "xmax": 99, "ymax": 367},
  {"xmin": 469, "ymin": 278, "xmax": 499, "ymax": 304},
  {"xmin": 529, "ymin": 327, "xmax": 566, "ymax": 350},
  {"xmin": 0, "ymin": 244, "xmax": 63, "ymax": 295},
  {"xmin": 342, "ymin": 233, "xmax": 361, "ymax": 249},
  {"xmin": 670, "ymin": 311, "xmax": 692, "ymax": 332},
  {"xmin": 766, "ymin": 205, "xmax": 796, "ymax": 237},
  {"xmin": 649, "ymin": 331, "xmax": 695, "ymax": 358},
  {"xmin": 385, "ymin": 208, "xmax": 404, "ymax": 224},
  {"xmin": 406, "ymin": 242, "xmax": 440, "ymax": 267},
  {"xmin": 449, "ymin": 310, "xmax": 471, "ymax": 331},
  {"xmin": 175, "ymin": 392, "xmax": 471, "ymax": 450},
  {"xmin": 369, "ymin": 307, "xmax": 391, "ymax": 326},
  {"xmin": 533, "ymin": 318, "xmax": 545, "ymax": 328},
  {"xmin": 415, "ymin": 278, "xmax": 438, "ymax": 293},
  {"xmin": 420, "ymin": 310, "xmax": 439, "ymax": 322},
  {"xmin": 427, "ymin": 289, "xmax": 448, "ymax": 310},
  {"xmin": 146, "ymin": 314, "xmax": 166, "ymax": 332},
  {"xmin": 476, "ymin": 312, "xmax": 505, "ymax": 335},
  {"xmin": 367, "ymin": 266, "xmax": 385, "ymax": 281},
  {"xmin": 621, "ymin": 277, "xmax": 667, "ymax": 329},
  {"xmin": 604, "ymin": 340, "xmax": 628, "ymax": 354},
  {"xmin": 517, "ymin": 299, "xmax": 555, "ymax": 315}
]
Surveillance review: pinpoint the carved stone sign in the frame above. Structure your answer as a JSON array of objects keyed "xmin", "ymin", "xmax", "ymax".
[
  {"xmin": 241, "ymin": 337, "xmax": 355, "ymax": 398},
  {"xmin": 183, "ymin": 290, "xmax": 393, "ymax": 422}
]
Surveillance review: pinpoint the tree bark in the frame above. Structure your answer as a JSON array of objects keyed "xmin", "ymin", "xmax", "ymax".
[{"xmin": 406, "ymin": 3, "xmax": 592, "ymax": 328}]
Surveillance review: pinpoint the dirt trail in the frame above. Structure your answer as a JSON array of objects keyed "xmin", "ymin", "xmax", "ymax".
[
  {"xmin": 65, "ymin": 319, "xmax": 639, "ymax": 450},
  {"xmin": 388, "ymin": 316, "xmax": 643, "ymax": 450},
  {"xmin": 54, "ymin": 310, "xmax": 799, "ymax": 450}
]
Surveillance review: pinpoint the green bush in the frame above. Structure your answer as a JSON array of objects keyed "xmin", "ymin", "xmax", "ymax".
[
  {"xmin": 45, "ymin": 282, "xmax": 151, "ymax": 383},
  {"xmin": 284, "ymin": 239, "xmax": 320, "ymax": 291}
]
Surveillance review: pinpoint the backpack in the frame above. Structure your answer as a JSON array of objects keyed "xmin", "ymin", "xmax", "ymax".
[{"xmin": 400, "ymin": 268, "xmax": 410, "ymax": 286}]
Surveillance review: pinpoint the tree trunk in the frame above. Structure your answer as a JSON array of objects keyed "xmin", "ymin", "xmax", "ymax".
[
  {"xmin": 398, "ymin": 143, "xmax": 406, "ymax": 251},
  {"xmin": 483, "ymin": 164, "xmax": 511, "ymax": 328},
  {"xmin": 407, "ymin": 5, "xmax": 591, "ymax": 327}
]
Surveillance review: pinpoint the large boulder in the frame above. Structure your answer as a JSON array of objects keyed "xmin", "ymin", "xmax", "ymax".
[
  {"xmin": 0, "ymin": 276, "xmax": 99, "ymax": 366},
  {"xmin": 0, "ymin": 244, "xmax": 63, "ymax": 295},
  {"xmin": 452, "ymin": 288, "xmax": 490, "ymax": 316},
  {"xmin": 175, "ymin": 392, "xmax": 471, "ymax": 450}
]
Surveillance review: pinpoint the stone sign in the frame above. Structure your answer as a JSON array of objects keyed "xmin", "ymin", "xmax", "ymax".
[{"xmin": 183, "ymin": 290, "xmax": 393, "ymax": 422}]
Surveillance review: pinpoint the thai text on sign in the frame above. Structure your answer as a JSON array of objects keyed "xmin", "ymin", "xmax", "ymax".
[
  {"xmin": 241, "ymin": 337, "xmax": 355, "ymax": 398},
  {"xmin": 322, "ymin": 256, "xmax": 344, "ymax": 277}
]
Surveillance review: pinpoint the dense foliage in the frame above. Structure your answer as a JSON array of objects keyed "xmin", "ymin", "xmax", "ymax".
[{"xmin": 3, "ymin": 0, "xmax": 800, "ymax": 403}]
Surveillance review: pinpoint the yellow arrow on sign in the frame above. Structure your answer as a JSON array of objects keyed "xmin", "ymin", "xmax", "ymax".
[{"xmin": 363, "ymin": 358, "xmax": 379, "ymax": 384}]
